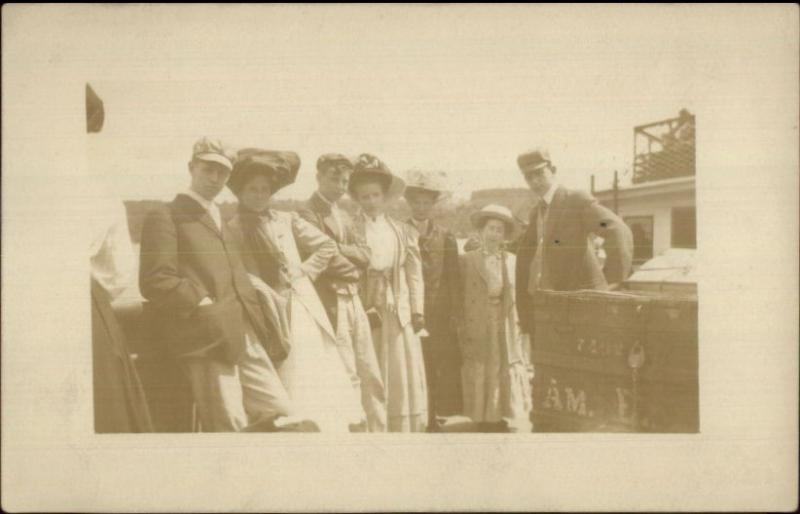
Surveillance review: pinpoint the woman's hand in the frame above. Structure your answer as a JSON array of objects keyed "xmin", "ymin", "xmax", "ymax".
[{"xmin": 411, "ymin": 313, "xmax": 426, "ymax": 333}]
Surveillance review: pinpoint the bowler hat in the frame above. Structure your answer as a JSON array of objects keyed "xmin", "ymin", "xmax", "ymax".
[
  {"xmin": 228, "ymin": 148, "xmax": 301, "ymax": 196},
  {"xmin": 470, "ymin": 204, "xmax": 516, "ymax": 234},
  {"xmin": 517, "ymin": 147, "xmax": 552, "ymax": 171},
  {"xmin": 348, "ymin": 153, "xmax": 405, "ymax": 198}
]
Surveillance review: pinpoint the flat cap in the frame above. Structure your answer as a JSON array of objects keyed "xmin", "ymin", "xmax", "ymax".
[
  {"xmin": 192, "ymin": 136, "xmax": 235, "ymax": 171},
  {"xmin": 517, "ymin": 147, "xmax": 551, "ymax": 171},
  {"xmin": 316, "ymin": 153, "xmax": 353, "ymax": 173}
]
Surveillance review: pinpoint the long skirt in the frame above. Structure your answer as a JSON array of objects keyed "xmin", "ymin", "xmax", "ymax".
[
  {"xmin": 372, "ymin": 309, "xmax": 428, "ymax": 432},
  {"xmin": 462, "ymin": 302, "xmax": 531, "ymax": 431},
  {"xmin": 278, "ymin": 295, "xmax": 364, "ymax": 433},
  {"xmin": 91, "ymin": 280, "xmax": 154, "ymax": 433}
]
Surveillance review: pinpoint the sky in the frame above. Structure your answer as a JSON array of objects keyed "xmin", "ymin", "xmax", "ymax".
[{"xmin": 84, "ymin": 5, "xmax": 706, "ymax": 202}]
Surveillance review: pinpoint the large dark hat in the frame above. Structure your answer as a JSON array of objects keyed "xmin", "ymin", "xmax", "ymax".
[
  {"xmin": 316, "ymin": 153, "xmax": 353, "ymax": 173},
  {"xmin": 348, "ymin": 153, "xmax": 405, "ymax": 198},
  {"xmin": 227, "ymin": 148, "xmax": 301, "ymax": 196},
  {"xmin": 517, "ymin": 147, "xmax": 552, "ymax": 171}
]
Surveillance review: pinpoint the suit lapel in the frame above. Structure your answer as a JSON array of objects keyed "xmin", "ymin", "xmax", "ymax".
[
  {"xmin": 471, "ymin": 250, "xmax": 490, "ymax": 284},
  {"xmin": 543, "ymin": 186, "xmax": 567, "ymax": 246},
  {"xmin": 174, "ymin": 194, "xmax": 222, "ymax": 239}
]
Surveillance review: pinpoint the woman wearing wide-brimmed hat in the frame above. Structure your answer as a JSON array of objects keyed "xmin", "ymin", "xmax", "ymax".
[
  {"xmin": 403, "ymin": 169, "xmax": 463, "ymax": 431},
  {"xmin": 226, "ymin": 148, "xmax": 364, "ymax": 433},
  {"xmin": 348, "ymin": 153, "xmax": 429, "ymax": 432},
  {"xmin": 459, "ymin": 204, "xmax": 532, "ymax": 432}
]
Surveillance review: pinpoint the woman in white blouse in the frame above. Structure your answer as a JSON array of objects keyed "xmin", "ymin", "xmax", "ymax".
[
  {"xmin": 348, "ymin": 154, "xmax": 428, "ymax": 432},
  {"xmin": 458, "ymin": 204, "xmax": 532, "ymax": 432}
]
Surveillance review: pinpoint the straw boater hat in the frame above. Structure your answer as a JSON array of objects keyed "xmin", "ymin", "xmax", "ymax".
[
  {"xmin": 348, "ymin": 153, "xmax": 405, "ymax": 199},
  {"xmin": 470, "ymin": 204, "xmax": 516, "ymax": 234},
  {"xmin": 227, "ymin": 148, "xmax": 301, "ymax": 196},
  {"xmin": 404, "ymin": 169, "xmax": 450, "ymax": 200}
]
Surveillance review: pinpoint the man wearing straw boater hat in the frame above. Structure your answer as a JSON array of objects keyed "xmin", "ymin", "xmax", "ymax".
[
  {"xmin": 514, "ymin": 147, "xmax": 634, "ymax": 336},
  {"xmin": 403, "ymin": 169, "xmax": 463, "ymax": 431},
  {"xmin": 297, "ymin": 153, "xmax": 387, "ymax": 432},
  {"xmin": 138, "ymin": 137, "xmax": 295, "ymax": 432}
]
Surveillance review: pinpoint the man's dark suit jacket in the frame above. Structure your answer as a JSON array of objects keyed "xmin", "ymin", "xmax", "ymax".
[
  {"xmin": 139, "ymin": 193, "xmax": 276, "ymax": 365},
  {"xmin": 296, "ymin": 193, "xmax": 367, "ymax": 328},
  {"xmin": 515, "ymin": 185, "xmax": 634, "ymax": 334}
]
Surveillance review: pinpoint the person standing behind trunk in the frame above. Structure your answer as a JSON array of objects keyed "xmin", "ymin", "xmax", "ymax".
[
  {"xmin": 403, "ymin": 169, "xmax": 463, "ymax": 432},
  {"xmin": 349, "ymin": 153, "xmax": 428, "ymax": 433},
  {"xmin": 459, "ymin": 204, "xmax": 532, "ymax": 433},
  {"xmin": 297, "ymin": 153, "xmax": 387, "ymax": 432}
]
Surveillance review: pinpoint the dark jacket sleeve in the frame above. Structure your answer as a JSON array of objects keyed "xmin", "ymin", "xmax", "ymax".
[
  {"xmin": 515, "ymin": 217, "xmax": 536, "ymax": 335},
  {"xmin": 443, "ymin": 232, "xmax": 461, "ymax": 323},
  {"xmin": 138, "ymin": 205, "xmax": 207, "ymax": 316},
  {"xmin": 576, "ymin": 191, "xmax": 634, "ymax": 284}
]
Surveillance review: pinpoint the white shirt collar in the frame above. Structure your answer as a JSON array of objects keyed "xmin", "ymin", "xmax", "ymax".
[
  {"xmin": 365, "ymin": 212, "xmax": 387, "ymax": 224},
  {"xmin": 411, "ymin": 218, "xmax": 430, "ymax": 234},
  {"xmin": 185, "ymin": 188, "xmax": 217, "ymax": 212},
  {"xmin": 540, "ymin": 182, "xmax": 559, "ymax": 206}
]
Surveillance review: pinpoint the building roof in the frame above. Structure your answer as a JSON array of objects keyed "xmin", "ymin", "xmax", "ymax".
[{"xmin": 594, "ymin": 175, "xmax": 694, "ymax": 202}]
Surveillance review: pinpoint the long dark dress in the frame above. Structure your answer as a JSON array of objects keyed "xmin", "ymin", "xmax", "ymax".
[{"xmin": 92, "ymin": 279, "xmax": 154, "ymax": 433}]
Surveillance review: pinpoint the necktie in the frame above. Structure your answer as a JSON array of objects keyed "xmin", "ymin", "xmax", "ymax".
[{"xmin": 528, "ymin": 201, "xmax": 549, "ymax": 294}]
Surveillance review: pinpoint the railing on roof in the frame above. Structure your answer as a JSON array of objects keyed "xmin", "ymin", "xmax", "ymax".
[{"xmin": 633, "ymin": 109, "xmax": 695, "ymax": 184}]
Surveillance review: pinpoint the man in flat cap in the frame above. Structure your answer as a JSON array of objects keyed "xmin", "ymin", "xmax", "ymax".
[
  {"xmin": 138, "ymin": 137, "xmax": 295, "ymax": 432},
  {"xmin": 515, "ymin": 147, "xmax": 634, "ymax": 335},
  {"xmin": 296, "ymin": 153, "xmax": 387, "ymax": 432}
]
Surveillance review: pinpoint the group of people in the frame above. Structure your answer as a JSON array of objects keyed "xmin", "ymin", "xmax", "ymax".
[{"xmin": 91, "ymin": 137, "xmax": 635, "ymax": 434}]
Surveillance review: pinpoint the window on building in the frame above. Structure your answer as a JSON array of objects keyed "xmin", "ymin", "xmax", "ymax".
[
  {"xmin": 624, "ymin": 216, "xmax": 654, "ymax": 263},
  {"xmin": 671, "ymin": 207, "xmax": 696, "ymax": 248}
]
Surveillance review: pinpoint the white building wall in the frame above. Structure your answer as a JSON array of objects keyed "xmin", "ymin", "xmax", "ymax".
[{"xmin": 599, "ymin": 189, "xmax": 695, "ymax": 257}]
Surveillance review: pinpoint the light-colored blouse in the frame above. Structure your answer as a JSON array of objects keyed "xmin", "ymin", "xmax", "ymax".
[
  {"xmin": 483, "ymin": 250, "xmax": 504, "ymax": 299},
  {"xmin": 365, "ymin": 214, "xmax": 397, "ymax": 271}
]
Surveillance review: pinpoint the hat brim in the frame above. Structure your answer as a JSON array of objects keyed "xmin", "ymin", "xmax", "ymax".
[
  {"xmin": 519, "ymin": 159, "xmax": 550, "ymax": 172},
  {"xmin": 404, "ymin": 185, "xmax": 444, "ymax": 199},
  {"xmin": 470, "ymin": 211, "xmax": 516, "ymax": 234},
  {"xmin": 228, "ymin": 161, "xmax": 299, "ymax": 196},
  {"xmin": 349, "ymin": 170, "xmax": 406, "ymax": 199},
  {"xmin": 195, "ymin": 152, "xmax": 233, "ymax": 171}
]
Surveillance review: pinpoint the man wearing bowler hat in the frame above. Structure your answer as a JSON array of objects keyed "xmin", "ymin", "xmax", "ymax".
[
  {"xmin": 138, "ymin": 137, "xmax": 295, "ymax": 432},
  {"xmin": 515, "ymin": 147, "xmax": 634, "ymax": 336}
]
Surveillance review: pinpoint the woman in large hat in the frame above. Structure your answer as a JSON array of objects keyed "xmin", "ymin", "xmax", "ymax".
[
  {"xmin": 459, "ymin": 204, "xmax": 532, "ymax": 432},
  {"xmin": 227, "ymin": 148, "xmax": 364, "ymax": 433},
  {"xmin": 403, "ymin": 169, "xmax": 463, "ymax": 431},
  {"xmin": 348, "ymin": 154, "xmax": 429, "ymax": 432}
]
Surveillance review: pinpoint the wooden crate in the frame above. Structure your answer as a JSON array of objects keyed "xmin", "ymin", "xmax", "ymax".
[{"xmin": 530, "ymin": 289, "xmax": 698, "ymax": 432}]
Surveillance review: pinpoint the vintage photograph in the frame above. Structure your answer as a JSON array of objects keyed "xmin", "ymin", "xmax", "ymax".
[
  {"xmin": 89, "ymin": 85, "xmax": 697, "ymax": 435},
  {"xmin": 5, "ymin": 4, "xmax": 797, "ymax": 512}
]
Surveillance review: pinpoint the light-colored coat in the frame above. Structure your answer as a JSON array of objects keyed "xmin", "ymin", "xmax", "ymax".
[
  {"xmin": 351, "ymin": 213, "xmax": 424, "ymax": 328},
  {"xmin": 459, "ymin": 250, "xmax": 525, "ymax": 365}
]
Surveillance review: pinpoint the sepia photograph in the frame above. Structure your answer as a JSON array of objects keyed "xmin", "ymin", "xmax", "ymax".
[
  {"xmin": 3, "ymin": 4, "xmax": 797, "ymax": 512},
  {"xmin": 88, "ymin": 85, "xmax": 698, "ymax": 435}
]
